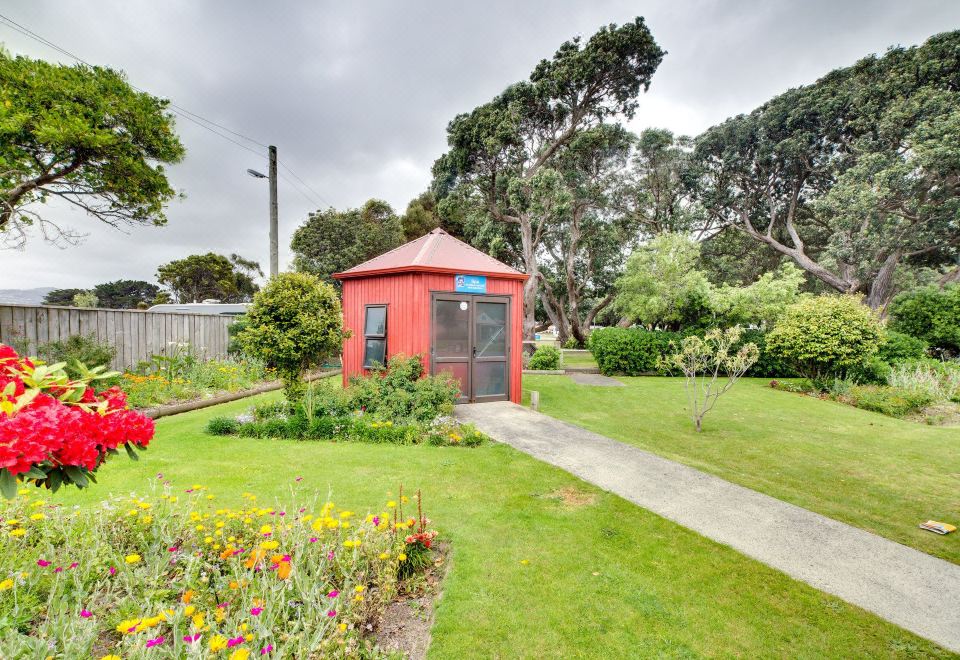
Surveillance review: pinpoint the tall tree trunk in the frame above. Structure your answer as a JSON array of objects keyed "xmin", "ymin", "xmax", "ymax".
[
  {"xmin": 939, "ymin": 265, "xmax": 960, "ymax": 287},
  {"xmin": 865, "ymin": 251, "xmax": 901, "ymax": 313},
  {"xmin": 520, "ymin": 217, "xmax": 539, "ymax": 341}
]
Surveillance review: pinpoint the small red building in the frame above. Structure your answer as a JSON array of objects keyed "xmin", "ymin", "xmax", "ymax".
[{"xmin": 333, "ymin": 229, "xmax": 528, "ymax": 403}]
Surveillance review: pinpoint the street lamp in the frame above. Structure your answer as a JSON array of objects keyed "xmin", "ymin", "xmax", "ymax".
[{"xmin": 246, "ymin": 145, "xmax": 278, "ymax": 278}]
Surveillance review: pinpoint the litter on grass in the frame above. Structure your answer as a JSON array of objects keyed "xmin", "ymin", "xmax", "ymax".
[{"xmin": 919, "ymin": 520, "xmax": 956, "ymax": 535}]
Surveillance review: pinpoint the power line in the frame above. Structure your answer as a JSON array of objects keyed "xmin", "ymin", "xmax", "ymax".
[{"xmin": 0, "ymin": 11, "xmax": 330, "ymax": 208}]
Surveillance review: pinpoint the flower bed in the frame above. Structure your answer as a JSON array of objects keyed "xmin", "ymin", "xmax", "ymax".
[
  {"xmin": 0, "ymin": 480, "xmax": 438, "ymax": 658},
  {"xmin": 206, "ymin": 356, "xmax": 488, "ymax": 447},
  {"xmin": 121, "ymin": 356, "xmax": 274, "ymax": 409}
]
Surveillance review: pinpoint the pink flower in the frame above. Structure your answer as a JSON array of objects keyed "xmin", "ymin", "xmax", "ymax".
[
  {"xmin": 250, "ymin": 606, "xmax": 263, "ymax": 616},
  {"xmin": 326, "ymin": 609, "xmax": 337, "ymax": 617},
  {"xmin": 218, "ymin": 602, "xmax": 229, "ymax": 609},
  {"xmin": 168, "ymin": 546, "xmax": 179, "ymax": 552},
  {"xmin": 36, "ymin": 559, "xmax": 50, "ymax": 567},
  {"xmin": 109, "ymin": 566, "xmax": 117, "ymax": 576},
  {"xmin": 327, "ymin": 590, "xmax": 339, "ymax": 598},
  {"xmin": 146, "ymin": 636, "xmax": 165, "ymax": 647},
  {"xmin": 68, "ymin": 562, "xmax": 78, "ymax": 569},
  {"xmin": 309, "ymin": 537, "xmax": 318, "ymax": 543},
  {"xmin": 228, "ymin": 635, "xmax": 244, "ymax": 647},
  {"xmin": 327, "ymin": 551, "xmax": 335, "ymax": 560},
  {"xmin": 260, "ymin": 644, "xmax": 273, "ymax": 655},
  {"xmin": 53, "ymin": 566, "xmax": 63, "ymax": 573},
  {"xmin": 80, "ymin": 609, "xmax": 92, "ymax": 618},
  {"xmin": 183, "ymin": 633, "xmax": 202, "ymax": 643},
  {"xmin": 295, "ymin": 476, "xmax": 303, "ymax": 482}
]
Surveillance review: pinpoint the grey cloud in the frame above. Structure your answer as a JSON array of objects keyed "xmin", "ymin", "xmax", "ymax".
[{"xmin": 1, "ymin": 0, "xmax": 958, "ymax": 289}]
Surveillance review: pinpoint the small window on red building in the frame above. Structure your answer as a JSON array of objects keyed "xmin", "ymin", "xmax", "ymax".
[{"xmin": 363, "ymin": 305, "xmax": 387, "ymax": 368}]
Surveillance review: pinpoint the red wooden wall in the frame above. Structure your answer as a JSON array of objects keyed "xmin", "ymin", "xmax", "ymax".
[{"xmin": 340, "ymin": 272, "xmax": 524, "ymax": 403}]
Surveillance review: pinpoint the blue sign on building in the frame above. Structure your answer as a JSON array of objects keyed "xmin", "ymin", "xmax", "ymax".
[{"xmin": 454, "ymin": 274, "xmax": 487, "ymax": 294}]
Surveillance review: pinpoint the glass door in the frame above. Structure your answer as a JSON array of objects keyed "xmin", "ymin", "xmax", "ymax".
[
  {"xmin": 471, "ymin": 297, "xmax": 509, "ymax": 402},
  {"xmin": 431, "ymin": 294, "xmax": 472, "ymax": 402},
  {"xmin": 431, "ymin": 293, "xmax": 510, "ymax": 403}
]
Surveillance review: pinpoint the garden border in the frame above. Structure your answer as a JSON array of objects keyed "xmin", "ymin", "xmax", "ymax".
[{"xmin": 142, "ymin": 369, "xmax": 342, "ymax": 419}]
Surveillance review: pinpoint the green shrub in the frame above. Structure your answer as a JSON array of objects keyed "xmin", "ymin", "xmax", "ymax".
[
  {"xmin": 206, "ymin": 416, "xmax": 239, "ymax": 435},
  {"xmin": 589, "ymin": 327, "xmax": 677, "ymax": 376},
  {"xmin": 736, "ymin": 329, "xmax": 798, "ymax": 378},
  {"xmin": 766, "ymin": 295, "xmax": 883, "ymax": 386},
  {"xmin": 837, "ymin": 385, "xmax": 934, "ymax": 418},
  {"xmin": 226, "ymin": 313, "xmax": 248, "ymax": 356},
  {"xmin": 528, "ymin": 345, "xmax": 561, "ymax": 370},
  {"xmin": 562, "ymin": 337, "xmax": 583, "ymax": 350},
  {"xmin": 876, "ymin": 330, "xmax": 928, "ymax": 364},
  {"xmin": 236, "ymin": 272, "xmax": 346, "ymax": 401},
  {"xmin": 348, "ymin": 354, "xmax": 458, "ymax": 423},
  {"xmin": 848, "ymin": 356, "xmax": 893, "ymax": 385},
  {"xmin": 887, "ymin": 358, "xmax": 960, "ymax": 402},
  {"xmin": 37, "ymin": 334, "xmax": 116, "ymax": 379},
  {"xmin": 888, "ymin": 285, "xmax": 960, "ymax": 357}
]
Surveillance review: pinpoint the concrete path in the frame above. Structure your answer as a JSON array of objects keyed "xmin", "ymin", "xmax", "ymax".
[
  {"xmin": 566, "ymin": 372, "xmax": 624, "ymax": 387},
  {"xmin": 455, "ymin": 401, "xmax": 960, "ymax": 653}
]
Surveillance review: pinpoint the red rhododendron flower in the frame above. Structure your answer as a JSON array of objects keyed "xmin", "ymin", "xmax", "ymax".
[{"xmin": 0, "ymin": 344, "xmax": 154, "ymax": 485}]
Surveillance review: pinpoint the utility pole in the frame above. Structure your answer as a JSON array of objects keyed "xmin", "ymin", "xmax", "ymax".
[{"xmin": 268, "ymin": 145, "xmax": 279, "ymax": 278}]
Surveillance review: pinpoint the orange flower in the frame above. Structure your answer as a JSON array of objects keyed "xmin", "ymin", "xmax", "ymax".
[
  {"xmin": 182, "ymin": 589, "xmax": 195, "ymax": 604},
  {"xmin": 277, "ymin": 561, "xmax": 292, "ymax": 580}
]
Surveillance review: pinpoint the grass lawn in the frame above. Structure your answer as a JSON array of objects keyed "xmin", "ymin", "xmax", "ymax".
[
  {"xmin": 561, "ymin": 349, "xmax": 598, "ymax": 368},
  {"xmin": 523, "ymin": 375, "xmax": 960, "ymax": 565},
  {"xmin": 45, "ymin": 394, "xmax": 952, "ymax": 658}
]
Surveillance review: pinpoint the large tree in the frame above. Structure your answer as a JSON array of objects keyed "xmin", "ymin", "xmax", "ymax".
[
  {"xmin": 42, "ymin": 288, "xmax": 86, "ymax": 307},
  {"xmin": 291, "ymin": 199, "xmax": 404, "ymax": 284},
  {"xmin": 92, "ymin": 279, "xmax": 160, "ymax": 309},
  {"xmin": 0, "ymin": 50, "xmax": 184, "ymax": 248},
  {"xmin": 693, "ymin": 31, "xmax": 960, "ymax": 311},
  {"xmin": 156, "ymin": 253, "xmax": 261, "ymax": 303},
  {"xmin": 432, "ymin": 18, "xmax": 665, "ymax": 339},
  {"xmin": 538, "ymin": 125, "xmax": 638, "ymax": 344}
]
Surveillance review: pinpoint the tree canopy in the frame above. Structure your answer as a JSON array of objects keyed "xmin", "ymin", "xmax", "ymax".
[
  {"xmin": 92, "ymin": 279, "xmax": 159, "ymax": 309},
  {"xmin": 0, "ymin": 50, "xmax": 184, "ymax": 248},
  {"xmin": 156, "ymin": 253, "xmax": 262, "ymax": 303},
  {"xmin": 43, "ymin": 288, "xmax": 86, "ymax": 307},
  {"xmin": 692, "ymin": 31, "xmax": 960, "ymax": 310},
  {"xmin": 432, "ymin": 18, "xmax": 665, "ymax": 339},
  {"xmin": 291, "ymin": 199, "xmax": 404, "ymax": 284}
]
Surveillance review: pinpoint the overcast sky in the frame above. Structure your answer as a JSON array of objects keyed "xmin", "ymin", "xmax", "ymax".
[{"xmin": 1, "ymin": 0, "xmax": 958, "ymax": 290}]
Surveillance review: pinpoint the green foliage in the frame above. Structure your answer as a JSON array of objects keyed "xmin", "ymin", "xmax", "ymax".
[
  {"xmin": 709, "ymin": 263, "xmax": 806, "ymax": 328},
  {"xmin": 589, "ymin": 327, "xmax": 677, "ymax": 376},
  {"xmin": 121, "ymin": 355, "xmax": 271, "ymax": 408},
  {"xmin": 561, "ymin": 337, "xmax": 582, "ymax": 350},
  {"xmin": 766, "ymin": 295, "xmax": 883, "ymax": 384},
  {"xmin": 347, "ymin": 354, "xmax": 459, "ymax": 424},
  {"xmin": 226, "ymin": 314, "xmax": 248, "ymax": 356},
  {"xmin": 236, "ymin": 272, "xmax": 345, "ymax": 401},
  {"xmin": 615, "ymin": 233, "xmax": 711, "ymax": 329},
  {"xmin": 291, "ymin": 199, "xmax": 404, "ymax": 284},
  {"xmin": 736, "ymin": 329, "xmax": 798, "ymax": 378},
  {"xmin": 36, "ymin": 334, "xmax": 115, "ymax": 379},
  {"xmin": 693, "ymin": 32, "xmax": 960, "ymax": 309},
  {"xmin": 887, "ymin": 359, "xmax": 960, "ymax": 403},
  {"xmin": 42, "ymin": 288, "xmax": 86, "ymax": 306},
  {"xmin": 205, "ymin": 416, "xmax": 239, "ymax": 435},
  {"xmin": 0, "ymin": 50, "xmax": 184, "ymax": 247},
  {"xmin": 400, "ymin": 191, "xmax": 455, "ymax": 241},
  {"xmin": 71, "ymin": 291, "xmax": 98, "ymax": 308},
  {"xmin": 528, "ymin": 345, "xmax": 561, "ymax": 370},
  {"xmin": 834, "ymin": 385, "xmax": 934, "ymax": 418},
  {"xmin": 92, "ymin": 279, "xmax": 159, "ymax": 309},
  {"xmin": 876, "ymin": 330, "xmax": 929, "ymax": 364},
  {"xmin": 156, "ymin": 252, "xmax": 261, "ymax": 304},
  {"xmin": 888, "ymin": 285, "xmax": 960, "ymax": 356}
]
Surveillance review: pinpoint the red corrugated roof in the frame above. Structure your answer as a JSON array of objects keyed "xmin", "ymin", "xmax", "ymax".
[{"xmin": 333, "ymin": 228, "xmax": 528, "ymax": 280}]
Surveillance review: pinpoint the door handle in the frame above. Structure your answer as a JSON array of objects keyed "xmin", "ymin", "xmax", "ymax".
[{"xmin": 472, "ymin": 346, "xmax": 477, "ymax": 358}]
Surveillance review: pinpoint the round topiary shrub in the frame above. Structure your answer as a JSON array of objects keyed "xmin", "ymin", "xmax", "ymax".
[
  {"xmin": 236, "ymin": 272, "xmax": 347, "ymax": 401},
  {"xmin": 766, "ymin": 295, "xmax": 882, "ymax": 386}
]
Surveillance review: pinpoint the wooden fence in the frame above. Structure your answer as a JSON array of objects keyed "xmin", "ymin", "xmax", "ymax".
[{"xmin": 0, "ymin": 304, "xmax": 234, "ymax": 370}]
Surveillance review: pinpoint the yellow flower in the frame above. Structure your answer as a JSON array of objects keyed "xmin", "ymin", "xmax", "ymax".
[
  {"xmin": 124, "ymin": 554, "xmax": 141, "ymax": 564},
  {"xmin": 0, "ymin": 578, "xmax": 14, "ymax": 591},
  {"xmin": 387, "ymin": 501, "xmax": 396, "ymax": 508},
  {"xmin": 182, "ymin": 589, "xmax": 195, "ymax": 604},
  {"xmin": 354, "ymin": 585, "xmax": 366, "ymax": 593},
  {"xmin": 260, "ymin": 540, "xmax": 279, "ymax": 550},
  {"xmin": 338, "ymin": 623, "xmax": 347, "ymax": 632},
  {"xmin": 184, "ymin": 605, "xmax": 196, "ymax": 616},
  {"xmin": 228, "ymin": 649, "xmax": 250, "ymax": 660},
  {"xmin": 378, "ymin": 552, "xmax": 390, "ymax": 560},
  {"xmin": 215, "ymin": 608, "xmax": 226, "ymax": 623},
  {"xmin": 209, "ymin": 634, "xmax": 228, "ymax": 651},
  {"xmin": 398, "ymin": 553, "xmax": 407, "ymax": 562},
  {"xmin": 101, "ymin": 656, "xmax": 122, "ymax": 660},
  {"xmin": 5, "ymin": 519, "xmax": 19, "ymax": 526},
  {"xmin": 192, "ymin": 612, "xmax": 205, "ymax": 628},
  {"xmin": 9, "ymin": 528, "xmax": 25, "ymax": 537}
]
